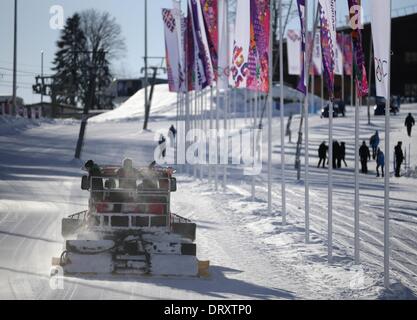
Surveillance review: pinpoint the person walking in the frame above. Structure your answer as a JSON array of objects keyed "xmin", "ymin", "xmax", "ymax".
[
  {"xmin": 359, "ymin": 141, "xmax": 371, "ymax": 174},
  {"xmin": 369, "ymin": 130, "xmax": 380, "ymax": 160},
  {"xmin": 394, "ymin": 141, "xmax": 404, "ymax": 177},
  {"xmin": 333, "ymin": 140, "xmax": 341, "ymax": 169},
  {"xmin": 158, "ymin": 134, "xmax": 167, "ymax": 159},
  {"xmin": 286, "ymin": 114, "xmax": 293, "ymax": 143},
  {"xmin": 405, "ymin": 113, "xmax": 415, "ymax": 137},
  {"xmin": 376, "ymin": 148, "xmax": 385, "ymax": 178},
  {"xmin": 317, "ymin": 141, "xmax": 328, "ymax": 168},
  {"xmin": 340, "ymin": 142, "xmax": 348, "ymax": 168}
]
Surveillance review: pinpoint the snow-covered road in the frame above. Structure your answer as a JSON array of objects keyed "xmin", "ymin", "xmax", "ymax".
[{"xmin": 0, "ymin": 102, "xmax": 416, "ymax": 299}]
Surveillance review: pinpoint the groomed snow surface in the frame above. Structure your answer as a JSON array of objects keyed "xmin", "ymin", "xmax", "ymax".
[{"xmin": 0, "ymin": 84, "xmax": 416, "ymax": 299}]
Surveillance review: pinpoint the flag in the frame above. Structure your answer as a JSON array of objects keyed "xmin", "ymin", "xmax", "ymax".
[
  {"xmin": 188, "ymin": 0, "xmax": 215, "ymax": 90},
  {"xmin": 230, "ymin": 0, "xmax": 251, "ymax": 89},
  {"xmin": 335, "ymin": 34, "xmax": 344, "ymax": 76},
  {"xmin": 342, "ymin": 34, "xmax": 353, "ymax": 76},
  {"xmin": 200, "ymin": 0, "xmax": 219, "ymax": 79},
  {"xmin": 347, "ymin": 0, "xmax": 368, "ymax": 97},
  {"xmin": 217, "ymin": 0, "xmax": 229, "ymax": 90},
  {"xmin": 172, "ymin": 1, "xmax": 186, "ymax": 92},
  {"xmin": 312, "ymin": 28, "xmax": 323, "ymax": 75},
  {"xmin": 162, "ymin": 9, "xmax": 183, "ymax": 92},
  {"xmin": 287, "ymin": 30, "xmax": 302, "ymax": 76},
  {"xmin": 186, "ymin": 11, "xmax": 196, "ymax": 91},
  {"xmin": 296, "ymin": 0, "xmax": 307, "ymax": 94},
  {"xmin": 247, "ymin": 0, "xmax": 270, "ymax": 93},
  {"xmin": 319, "ymin": 0, "xmax": 336, "ymax": 100},
  {"xmin": 370, "ymin": 0, "xmax": 391, "ymax": 99}
]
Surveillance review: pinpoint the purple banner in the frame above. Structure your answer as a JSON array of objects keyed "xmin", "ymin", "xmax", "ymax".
[
  {"xmin": 347, "ymin": 0, "xmax": 368, "ymax": 97},
  {"xmin": 296, "ymin": 0, "xmax": 307, "ymax": 95}
]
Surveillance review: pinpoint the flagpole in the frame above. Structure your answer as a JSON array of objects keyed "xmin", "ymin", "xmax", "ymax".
[
  {"xmin": 209, "ymin": 85, "xmax": 214, "ymax": 184},
  {"xmin": 252, "ymin": 90, "xmax": 257, "ymax": 201},
  {"xmin": 354, "ymin": 88, "xmax": 360, "ymax": 264},
  {"xmin": 384, "ymin": 0, "xmax": 392, "ymax": 290},
  {"xmin": 303, "ymin": 0, "xmax": 310, "ymax": 242},
  {"xmin": 279, "ymin": 0, "xmax": 286, "ymax": 225},
  {"xmin": 267, "ymin": 0, "xmax": 274, "ymax": 216}
]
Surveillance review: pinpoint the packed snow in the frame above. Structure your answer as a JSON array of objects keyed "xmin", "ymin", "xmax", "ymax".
[{"xmin": 0, "ymin": 86, "xmax": 416, "ymax": 299}]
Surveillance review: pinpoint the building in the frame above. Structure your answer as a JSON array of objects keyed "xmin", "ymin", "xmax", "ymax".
[{"xmin": 106, "ymin": 77, "xmax": 168, "ymax": 108}]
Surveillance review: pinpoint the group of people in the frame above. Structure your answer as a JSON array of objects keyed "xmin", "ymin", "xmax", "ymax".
[
  {"xmin": 317, "ymin": 141, "xmax": 347, "ymax": 169},
  {"xmin": 317, "ymin": 128, "xmax": 407, "ymax": 178}
]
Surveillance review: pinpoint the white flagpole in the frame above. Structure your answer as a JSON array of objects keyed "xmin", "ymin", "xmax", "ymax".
[
  {"xmin": 252, "ymin": 89, "xmax": 258, "ymax": 201},
  {"xmin": 267, "ymin": 0, "xmax": 274, "ymax": 216},
  {"xmin": 354, "ymin": 90, "xmax": 360, "ymax": 264},
  {"xmin": 279, "ymin": 0, "xmax": 286, "ymax": 225},
  {"xmin": 209, "ymin": 85, "xmax": 214, "ymax": 184},
  {"xmin": 304, "ymin": 0, "xmax": 310, "ymax": 242},
  {"xmin": 384, "ymin": 0, "xmax": 392, "ymax": 289},
  {"xmin": 215, "ymin": 85, "xmax": 220, "ymax": 191}
]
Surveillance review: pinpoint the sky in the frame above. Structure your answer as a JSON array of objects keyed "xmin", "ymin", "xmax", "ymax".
[{"xmin": 0, "ymin": 0, "xmax": 416, "ymax": 104}]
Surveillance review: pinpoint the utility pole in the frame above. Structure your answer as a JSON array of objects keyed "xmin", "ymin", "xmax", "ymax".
[
  {"xmin": 143, "ymin": 0, "xmax": 149, "ymax": 131},
  {"xmin": 12, "ymin": 0, "xmax": 18, "ymax": 116},
  {"xmin": 41, "ymin": 51, "xmax": 44, "ymax": 105}
]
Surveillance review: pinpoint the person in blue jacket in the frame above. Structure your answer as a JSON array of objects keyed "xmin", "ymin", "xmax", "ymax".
[
  {"xmin": 376, "ymin": 148, "xmax": 385, "ymax": 178},
  {"xmin": 369, "ymin": 130, "xmax": 380, "ymax": 160}
]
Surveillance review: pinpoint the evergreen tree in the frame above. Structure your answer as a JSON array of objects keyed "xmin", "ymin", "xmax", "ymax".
[{"xmin": 52, "ymin": 14, "xmax": 86, "ymax": 106}]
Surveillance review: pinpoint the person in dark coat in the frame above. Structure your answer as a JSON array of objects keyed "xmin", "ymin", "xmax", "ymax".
[
  {"xmin": 340, "ymin": 142, "xmax": 348, "ymax": 167},
  {"xmin": 169, "ymin": 125, "xmax": 177, "ymax": 147},
  {"xmin": 394, "ymin": 141, "xmax": 404, "ymax": 177},
  {"xmin": 405, "ymin": 113, "xmax": 415, "ymax": 137},
  {"xmin": 84, "ymin": 160, "xmax": 103, "ymax": 200},
  {"xmin": 317, "ymin": 141, "xmax": 328, "ymax": 168},
  {"xmin": 158, "ymin": 134, "xmax": 167, "ymax": 159},
  {"xmin": 359, "ymin": 141, "xmax": 371, "ymax": 174},
  {"xmin": 376, "ymin": 148, "xmax": 385, "ymax": 178},
  {"xmin": 369, "ymin": 130, "xmax": 380, "ymax": 160},
  {"xmin": 333, "ymin": 140, "xmax": 341, "ymax": 169}
]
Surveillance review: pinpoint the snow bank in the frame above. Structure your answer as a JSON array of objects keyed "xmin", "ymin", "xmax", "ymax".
[{"xmin": 90, "ymin": 84, "xmax": 178, "ymax": 123}]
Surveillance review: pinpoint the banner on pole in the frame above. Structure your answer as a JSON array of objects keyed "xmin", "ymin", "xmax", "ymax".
[
  {"xmin": 287, "ymin": 30, "xmax": 302, "ymax": 76},
  {"xmin": 312, "ymin": 29, "xmax": 323, "ymax": 76},
  {"xmin": 370, "ymin": 0, "xmax": 391, "ymax": 99},
  {"xmin": 342, "ymin": 34, "xmax": 353, "ymax": 76},
  {"xmin": 319, "ymin": 0, "xmax": 337, "ymax": 100},
  {"xmin": 230, "ymin": 0, "xmax": 251, "ymax": 89},
  {"xmin": 217, "ymin": 0, "xmax": 229, "ymax": 90},
  {"xmin": 172, "ymin": 1, "xmax": 187, "ymax": 92},
  {"xmin": 162, "ymin": 9, "xmax": 183, "ymax": 93},
  {"xmin": 188, "ymin": 0, "xmax": 215, "ymax": 90},
  {"xmin": 347, "ymin": 0, "xmax": 368, "ymax": 97},
  {"xmin": 296, "ymin": 0, "xmax": 307, "ymax": 94},
  {"xmin": 247, "ymin": 0, "xmax": 270, "ymax": 93},
  {"xmin": 335, "ymin": 34, "xmax": 344, "ymax": 76},
  {"xmin": 200, "ymin": 0, "xmax": 219, "ymax": 79}
]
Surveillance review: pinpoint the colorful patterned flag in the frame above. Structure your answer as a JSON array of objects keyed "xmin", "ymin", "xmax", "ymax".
[
  {"xmin": 200, "ymin": 0, "xmax": 218, "ymax": 79},
  {"xmin": 247, "ymin": 0, "xmax": 270, "ymax": 93},
  {"xmin": 319, "ymin": 0, "xmax": 336, "ymax": 100},
  {"xmin": 188, "ymin": 0, "xmax": 214, "ymax": 90},
  {"xmin": 230, "ymin": 0, "xmax": 251, "ymax": 89},
  {"xmin": 162, "ymin": 9, "xmax": 183, "ymax": 92},
  {"xmin": 342, "ymin": 34, "xmax": 353, "ymax": 76},
  {"xmin": 172, "ymin": 1, "xmax": 186, "ymax": 92},
  {"xmin": 347, "ymin": 0, "xmax": 368, "ymax": 97},
  {"xmin": 296, "ymin": 0, "xmax": 307, "ymax": 94}
]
